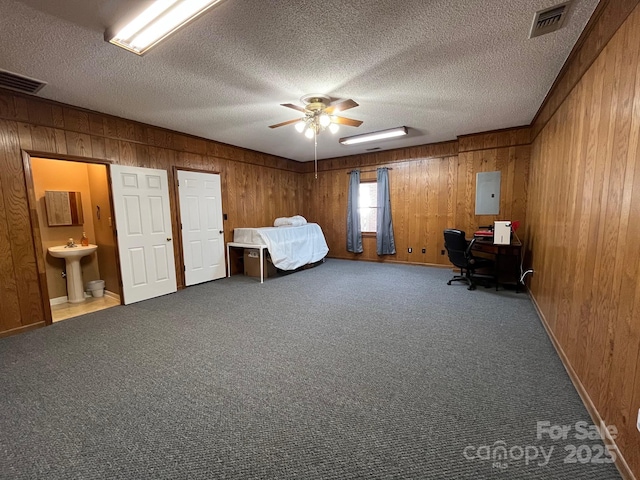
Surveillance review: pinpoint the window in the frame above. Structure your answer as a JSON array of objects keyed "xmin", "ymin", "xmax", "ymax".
[{"xmin": 359, "ymin": 181, "xmax": 377, "ymax": 233}]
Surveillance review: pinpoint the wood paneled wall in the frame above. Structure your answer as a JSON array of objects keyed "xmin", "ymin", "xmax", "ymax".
[
  {"xmin": 526, "ymin": 3, "xmax": 640, "ymax": 477},
  {"xmin": 532, "ymin": 0, "xmax": 640, "ymax": 139},
  {"xmin": 302, "ymin": 129, "xmax": 530, "ymax": 265},
  {"xmin": 0, "ymin": 90, "xmax": 303, "ymax": 337}
]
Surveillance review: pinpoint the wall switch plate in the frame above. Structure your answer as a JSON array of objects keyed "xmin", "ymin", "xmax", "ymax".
[
  {"xmin": 408, "ymin": 248, "xmax": 412, "ymax": 253},
  {"xmin": 441, "ymin": 250, "xmax": 445, "ymax": 255}
]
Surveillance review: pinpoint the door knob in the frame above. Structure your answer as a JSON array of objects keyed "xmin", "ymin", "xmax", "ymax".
[{"xmin": 167, "ymin": 237, "xmax": 172, "ymax": 241}]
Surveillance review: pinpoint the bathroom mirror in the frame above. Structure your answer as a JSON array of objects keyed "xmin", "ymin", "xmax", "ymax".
[{"xmin": 45, "ymin": 191, "xmax": 84, "ymax": 226}]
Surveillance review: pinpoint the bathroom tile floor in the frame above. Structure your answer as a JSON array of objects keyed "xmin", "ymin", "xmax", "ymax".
[{"xmin": 51, "ymin": 295, "xmax": 121, "ymax": 322}]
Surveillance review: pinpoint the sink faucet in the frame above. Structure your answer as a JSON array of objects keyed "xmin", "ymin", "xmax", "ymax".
[{"xmin": 66, "ymin": 238, "xmax": 77, "ymax": 248}]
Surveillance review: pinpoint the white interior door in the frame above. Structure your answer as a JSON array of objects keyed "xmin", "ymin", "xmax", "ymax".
[
  {"xmin": 111, "ymin": 165, "xmax": 177, "ymax": 305},
  {"xmin": 178, "ymin": 170, "xmax": 225, "ymax": 286}
]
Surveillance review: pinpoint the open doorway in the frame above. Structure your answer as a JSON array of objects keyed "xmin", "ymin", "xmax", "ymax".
[{"xmin": 29, "ymin": 157, "xmax": 121, "ymax": 322}]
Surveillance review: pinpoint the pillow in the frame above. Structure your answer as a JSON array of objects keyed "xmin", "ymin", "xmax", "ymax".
[{"xmin": 273, "ymin": 215, "xmax": 308, "ymax": 227}]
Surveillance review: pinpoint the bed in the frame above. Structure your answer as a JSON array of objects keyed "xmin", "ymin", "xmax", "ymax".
[{"xmin": 233, "ymin": 223, "xmax": 329, "ymax": 271}]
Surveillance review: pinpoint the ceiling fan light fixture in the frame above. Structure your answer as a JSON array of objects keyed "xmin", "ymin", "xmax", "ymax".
[
  {"xmin": 340, "ymin": 126, "xmax": 408, "ymax": 146},
  {"xmin": 294, "ymin": 121, "xmax": 306, "ymax": 133},
  {"xmin": 268, "ymin": 95, "xmax": 363, "ymax": 179},
  {"xmin": 319, "ymin": 113, "xmax": 331, "ymax": 128},
  {"xmin": 106, "ymin": 0, "xmax": 223, "ymax": 55}
]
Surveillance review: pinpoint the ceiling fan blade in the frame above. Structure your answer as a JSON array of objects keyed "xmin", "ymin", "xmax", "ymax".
[
  {"xmin": 268, "ymin": 118, "xmax": 302, "ymax": 129},
  {"xmin": 325, "ymin": 99, "xmax": 359, "ymax": 114},
  {"xmin": 331, "ymin": 116, "xmax": 363, "ymax": 127},
  {"xmin": 281, "ymin": 103, "xmax": 306, "ymax": 113}
]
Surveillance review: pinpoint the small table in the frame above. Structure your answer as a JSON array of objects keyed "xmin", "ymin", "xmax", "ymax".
[{"xmin": 226, "ymin": 242, "xmax": 268, "ymax": 284}]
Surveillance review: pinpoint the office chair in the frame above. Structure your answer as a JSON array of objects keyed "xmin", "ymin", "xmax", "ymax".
[{"xmin": 443, "ymin": 229, "xmax": 495, "ymax": 290}]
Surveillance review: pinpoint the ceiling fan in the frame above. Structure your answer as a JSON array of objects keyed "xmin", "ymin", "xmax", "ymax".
[{"xmin": 268, "ymin": 94, "xmax": 363, "ymax": 138}]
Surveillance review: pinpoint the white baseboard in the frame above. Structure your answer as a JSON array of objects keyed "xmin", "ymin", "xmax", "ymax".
[
  {"xmin": 49, "ymin": 296, "xmax": 68, "ymax": 306},
  {"xmin": 51, "ymin": 291, "xmax": 120, "ymax": 305}
]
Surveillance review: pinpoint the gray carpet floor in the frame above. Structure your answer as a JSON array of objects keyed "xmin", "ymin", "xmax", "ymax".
[{"xmin": 0, "ymin": 260, "xmax": 622, "ymax": 479}]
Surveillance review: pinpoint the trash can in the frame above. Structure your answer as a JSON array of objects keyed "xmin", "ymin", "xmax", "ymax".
[{"xmin": 86, "ymin": 280, "xmax": 105, "ymax": 298}]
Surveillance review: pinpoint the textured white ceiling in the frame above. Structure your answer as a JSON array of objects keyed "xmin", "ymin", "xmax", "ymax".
[{"xmin": 0, "ymin": 0, "xmax": 598, "ymax": 161}]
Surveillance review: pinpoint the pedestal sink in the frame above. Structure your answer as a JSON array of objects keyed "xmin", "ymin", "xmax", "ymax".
[{"xmin": 48, "ymin": 245, "xmax": 98, "ymax": 303}]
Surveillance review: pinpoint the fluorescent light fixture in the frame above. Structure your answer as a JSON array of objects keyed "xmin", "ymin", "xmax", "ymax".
[
  {"xmin": 106, "ymin": 0, "xmax": 223, "ymax": 55},
  {"xmin": 339, "ymin": 126, "xmax": 408, "ymax": 146}
]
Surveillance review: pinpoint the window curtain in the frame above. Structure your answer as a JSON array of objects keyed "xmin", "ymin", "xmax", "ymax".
[
  {"xmin": 346, "ymin": 170, "xmax": 363, "ymax": 253},
  {"xmin": 376, "ymin": 167, "xmax": 396, "ymax": 255}
]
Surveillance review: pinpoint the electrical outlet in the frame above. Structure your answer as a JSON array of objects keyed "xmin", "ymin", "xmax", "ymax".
[
  {"xmin": 408, "ymin": 247, "xmax": 412, "ymax": 253},
  {"xmin": 422, "ymin": 248, "xmax": 426, "ymax": 254}
]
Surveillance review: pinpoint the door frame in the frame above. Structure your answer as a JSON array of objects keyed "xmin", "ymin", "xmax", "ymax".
[
  {"xmin": 172, "ymin": 166, "xmax": 222, "ymax": 288},
  {"xmin": 22, "ymin": 150, "xmax": 122, "ymax": 326}
]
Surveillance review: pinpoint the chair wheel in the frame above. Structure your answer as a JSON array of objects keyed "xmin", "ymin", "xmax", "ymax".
[
  {"xmin": 468, "ymin": 285, "xmax": 476, "ymax": 291},
  {"xmin": 447, "ymin": 281, "xmax": 452, "ymax": 285}
]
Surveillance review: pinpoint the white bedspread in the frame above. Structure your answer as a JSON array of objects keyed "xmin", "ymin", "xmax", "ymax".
[
  {"xmin": 233, "ymin": 227, "xmax": 265, "ymax": 245},
  {"xmin": 233, "ymin": 223, "xmax": 329, "ymax": 270}
]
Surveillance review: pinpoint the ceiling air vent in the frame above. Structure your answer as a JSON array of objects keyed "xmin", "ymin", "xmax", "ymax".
[
  {"xmin": 529, "ymin": 1, "xmax": 572, "ymax": 38},
  {"xmin": 0, "ymin": 69, "xmax": 47, "ymax": 94}
]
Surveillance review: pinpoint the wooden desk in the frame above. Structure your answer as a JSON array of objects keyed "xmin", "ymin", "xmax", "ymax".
[{"xmin": 471, "ymin": 238, "xmax": 522, "ymax": 290}]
